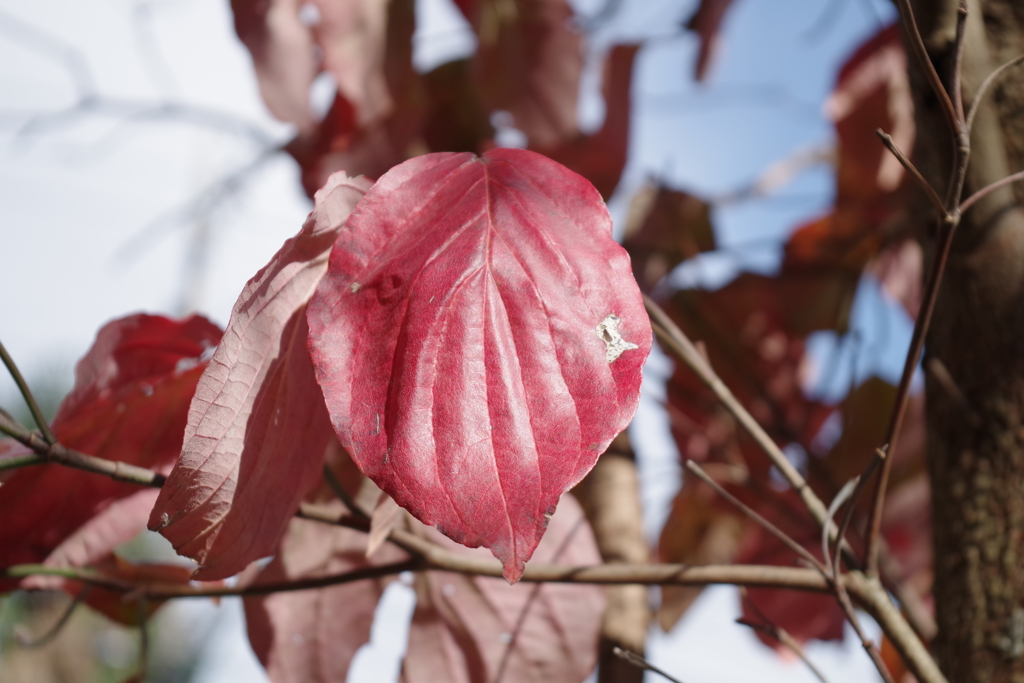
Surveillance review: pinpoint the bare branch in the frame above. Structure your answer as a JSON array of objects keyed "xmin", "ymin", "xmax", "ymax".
[
  {"xmin": 686, "ymin": 461, "xmax": 829, "ymax": 577},
  {"xmin": 612, "ymin": 647, "xmax": 685, "ymax": 683},
  {"xmin": 960, "ymin": 169, "xmax": 1024, "ymax": 213},
  {"xmin": 834, "ymin": 586, "xmax": 896, "ymax": 683},
  {"xmin": 966, "ymin": 54, "xmax": 1024, "ymax": 133},
  {"xmin": 892, "ymin": 0, "xmax": 959, "ymax": 137},
  {"xmin": 643, "ymin": 296, "xmax": 832, "ymax": 532},
  {"xmin": 0, "ymin": 339, "xmax": 56, "ymax": 444},
  {"xmin": 0, "ymin": 424, "xmax": 166, "ymax": 487},
  {"xmin": 738, "ymin": 588, "xmax": 830, "ymax": 683},
  {"xmin": 14, "ymin": 588, "xmax": 89, "ymax": 648},
  {"xmin": 950, "ymin": 1, "xmax": 969, "ymax": 126},
  {"xmin": 876, "ymin": 129, "xmax": 946, "ymax": 216}
]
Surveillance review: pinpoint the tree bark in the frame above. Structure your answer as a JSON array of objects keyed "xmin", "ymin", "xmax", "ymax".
[
  {"xmin": 575, "ymin": 433, "xmax": 651, "ymax": 683},
  {"xmin": 908, "ymin": 1, "xmax": 1024, "ymax": 681}
]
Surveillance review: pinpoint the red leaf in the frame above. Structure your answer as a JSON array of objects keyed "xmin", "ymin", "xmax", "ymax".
[
  {"xmin": 285, "ymin": 0, "xmax": 421, "ymax": 197},
  {"xmin": 738, "ymin": 528, "xmax": 845, "ymax": 647},
  {"xmin": 687, "ymin": 0, "xmax": 737, "ymax": 81},
  {"xmin": 0, "ymin": 314, "xmax": 221, "ymax": 583},
  {"xmin": 784, "ymin": 24, "xmax": 913, "ymax": 272},
  {"xmin": 538, "ymin": 45, "xmax": 639, "ymax": 199},
  {"xmin": 244, "ymin": 504, "xmax": 405, "ymax": 683},
  {"xmin": 307, "ymin": 149, "xmax": 650, "ymax": 581},
  {"xmin": 230, "ymin": 0, "xmax": 319, "ymax": 129},
  {"xmin": 231, "ymin": 0, "xmax": 393, "ymax": 129},
  {"xmin": 23, "ymin": 489, "xmax": 161, "ymax": 592},
  {"xmin": 622, "ymin": 183, "xmax": 715, "ymax": 292},
  {"xmin": 400, "ymin": 494, "xmax": 603, "ymax": 683},
  {"xmin": 82, "ymin": 556, "xmax": 196, "ymax": 626},
  {"xmin": 474, "ymin": 0, "xmax": 584, "ymax": 149},
  {"xmin": 313, "ymin": 0, "xmax": 393, "ymax": 126},
  {"xmin": 150, "ymin": 172, "xmax": 372, "ymax": 581}
]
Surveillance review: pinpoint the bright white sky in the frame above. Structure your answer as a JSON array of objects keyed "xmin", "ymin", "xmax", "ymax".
[{"xmin": 0, "ymin": 0, "xmax": 911, "ymax": 681}]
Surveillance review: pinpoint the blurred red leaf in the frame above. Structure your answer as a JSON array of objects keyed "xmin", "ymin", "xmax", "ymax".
[
  {"xmin": 687, "ymin": 0, "xmax": 737, "ymax": 81},
  {"xmin": 79, "ymin": 556, "xmax": 196, "ymax": 626},
  {"xmin": 0, "ymin": 314, "xmax": 221, "ymax": 584},
  {"xmin": 538, "ymin": 44, "xmax": 639, "ymax": 199},
  {"xmin": 662, "ymin": 273, "xmax": 839, "ymax": 474},
  {"xmin": 657, "ymin": 480, "xmax": 744, "ymax": 630},
  {"xmin": 231, "ymin": 0, "xmax": 393, "ymax": 129},
  {"xmin": 738, "ymin": 528, "xmax": 845, "ymax": 647},
  {"xmin": 867, "ymin": 238, "xmax": 923, "ymax": 318},
  {"xmin": 244, "ymin": 502, "xmax": 406, "ymax": 683},
  {"xmin": 151, "ymin": 172, "xmax": 371, "ymax": 581},
  {"xmin": 307, "ymin": 150, "xmax": 650, "ymax": 581},
  {"xmin": 785, "ymin": 24, "xmax": 913, "ymax": 273},
  {"xmin": 286, "ymin": 0, "xmax": 421, "ymax": 197},
  {"xmin": 231, "ymin": 0, "xmax": 319, "ymax": 129},
  {"xmin": 473, "ymin": 0, "xmax": 584, "ymax": 149},
  {"xmin": 313, "ymin": 0, "xmax": 393, "ymax": 126},
  {"xmin": 401, "ymin": 494, "xmax": 603, "ymax": 683},
  {"xmin": 622, "ymin": 183, "xmax": 715, "ymax": 292}
]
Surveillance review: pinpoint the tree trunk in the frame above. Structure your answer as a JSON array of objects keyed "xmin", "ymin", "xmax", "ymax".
[
  {"xmin": 575, "ymin": 433, "xmax": 650, "ymax": 683},
  {"xmin": 908, "ymin": 1, "xmax": 1024, "ymax": 681}
]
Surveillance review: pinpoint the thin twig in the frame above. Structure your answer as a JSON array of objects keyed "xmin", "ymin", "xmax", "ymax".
[
  {"xmin": 322, "ymin": 464, "xmax": 367, "ymax": 517},
  {"xmin": 960, "ymin": 169, "xmax": 1024, "ymax": 213},
  {"xmin": 950, "ymin": 1, "xmax": 969, "ymax": 126},
  {"xmin": 865, "ymin": 0, "xmax": 974, "ymax": 578},
  {"xmin": 0, "ymin": 339, "xmax": 56, "ymax": 444},
  {"xmin": 2, "ymin": 560, "xmax": 831, "ymax": 596},
  {"xmin": 822, "ymin": 476, "xmax": 860, "ymax": 573},
  {"xmin": 876, "ymin": 129, "xmax": 946, "ymax": 215},
  {"xmin": 835, "ymin": 586, "xmax": 896, "ymax": 683},
  {"xmin": 612, "ymin": 647, "xmax": 685, "ymax": 683},
  {"xmin": 966, "ymin": 54, "xmax": 1024, "ymax": 133},
  {"xmin": 738, "ymin": 587, "xmax": 830, "ymax": 683},
  {"xmin": 892, "ymin": 0, "xmax": 959, "ymax": 137},
  {"xmin": 686, "ymin": 461, "xmax": 829, "ymax": 576},
  {"xmin": 864, "ymin": 213, "xmax": 958, "ymax": 575},
  {"xmin": 136, "ymin": 596, "xmax": 149, "ymax": 680},
  {"xmin": 0, "ymin": 426, "xmax": 166, "ymax": 486},
  {"xmin": 14, "ymin": 588, "xmax": 90, "ymax": 648}
]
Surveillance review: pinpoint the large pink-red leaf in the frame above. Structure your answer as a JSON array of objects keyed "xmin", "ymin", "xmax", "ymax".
[
  {"xmin": 244, "ymin": 502, "xmax": 405, "ymax": 683},
  {"xmin": 401, "ymin": 494, "xmax": 603, "ymax": 683},
  {"xmin": 307, "ymin": 149, "xmax": 650, "ymax": 581},
  {"xmin": 150, "ymin": 172, "xmax": 372, "ymax": 581},
  {"xmin": 0, "ymin": 314, "xmax": 221, "ymax": 587}
]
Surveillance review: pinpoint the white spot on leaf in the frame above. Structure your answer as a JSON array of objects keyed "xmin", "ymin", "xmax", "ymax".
[
  {"xmin": 350, "ymin": 282, "xmax": 361, "ymax": 293},
  {"xmin": 595, "ymin": 315, "xmax": 639, "ymax": 362}
]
